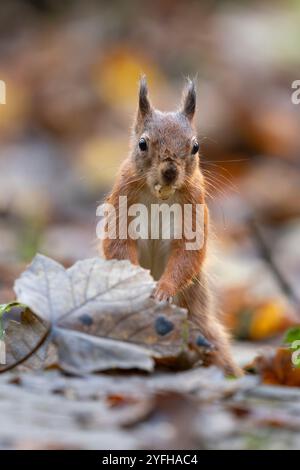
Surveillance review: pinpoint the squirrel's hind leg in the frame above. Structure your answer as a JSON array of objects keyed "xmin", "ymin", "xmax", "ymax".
[{"xmin": 177, "ymin": 273, "xmax": 243, "ymax": 377}]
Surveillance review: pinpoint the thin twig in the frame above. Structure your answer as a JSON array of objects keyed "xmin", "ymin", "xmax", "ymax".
[{"xmin": 248, "ymin": 217, "xmax": 300, "ymax": 311}]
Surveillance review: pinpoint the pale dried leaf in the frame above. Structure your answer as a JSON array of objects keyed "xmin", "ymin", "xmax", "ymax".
[{"xmin": 13, "ymin": 254, "xmax": 191, "ymax": 374}]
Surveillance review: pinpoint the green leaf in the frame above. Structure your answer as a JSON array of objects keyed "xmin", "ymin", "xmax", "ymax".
[
  {"xmin": 283, "ymin": 327, "xmax": 300, "ymax": 346},
  {"xmin": 292, "ymin": 354, "xmax": 300, "ymax": 368}
]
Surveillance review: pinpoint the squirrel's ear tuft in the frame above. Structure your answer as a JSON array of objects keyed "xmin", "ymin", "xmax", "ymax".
[
  {"xmin": 138, "ymin": 76, "xmax": 151, "ymax": 117},
  {"xmin": 181, "ymin": 78, "xmax": 196, "ymax": 121}
]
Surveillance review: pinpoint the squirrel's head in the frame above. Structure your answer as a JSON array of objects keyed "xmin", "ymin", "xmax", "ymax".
[{"xmin": 131, "ymin": 77, "xmax": 200, "ymax": 200}]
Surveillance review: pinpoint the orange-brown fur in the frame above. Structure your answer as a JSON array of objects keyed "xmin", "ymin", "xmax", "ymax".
[{"xmin": 101, "ymin": 78, "xmax": 241, "ymax": 376}]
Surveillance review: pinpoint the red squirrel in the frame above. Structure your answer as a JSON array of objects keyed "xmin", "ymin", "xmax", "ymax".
[{"xmin": 101, "ymin": 78, "xmax": 241, "ymax": 376}]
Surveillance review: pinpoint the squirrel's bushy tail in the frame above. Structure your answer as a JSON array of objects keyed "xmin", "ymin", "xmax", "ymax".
[{"xmin": 178, "ymin": 271, "xmax": 243, "ymax": 377}]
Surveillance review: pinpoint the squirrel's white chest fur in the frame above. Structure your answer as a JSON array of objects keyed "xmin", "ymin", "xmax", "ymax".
[{"xmin": 136, "ymin": 189, "xmax": 180, "ymax": 281}]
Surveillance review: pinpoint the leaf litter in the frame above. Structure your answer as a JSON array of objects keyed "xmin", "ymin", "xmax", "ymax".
[
  {"xmin": 2, "ymin": 254, "xmax": 300, "ymax": 448},
  {"xmin": 0, "ymin": 254, "xmax": 213, "ymax": 374}
]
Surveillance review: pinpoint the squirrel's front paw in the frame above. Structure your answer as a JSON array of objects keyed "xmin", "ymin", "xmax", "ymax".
[{"xmin": 152, "ymin": 281, "xmax": 175, "ymax": 303}]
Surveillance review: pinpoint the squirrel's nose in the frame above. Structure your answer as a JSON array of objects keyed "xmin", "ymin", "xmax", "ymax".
[{"xmin": 162, "ymin": 164, "xmax": 177, "ymax": 184}]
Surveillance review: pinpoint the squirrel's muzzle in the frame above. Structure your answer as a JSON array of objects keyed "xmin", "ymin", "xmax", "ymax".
[{"xmin": 161, "ymin": 162, "xmax": 178, "ymax": 184}]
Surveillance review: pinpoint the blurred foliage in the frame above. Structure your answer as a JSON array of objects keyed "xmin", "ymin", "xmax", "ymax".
[
  {"xmin": 284, "ymin": 327, "xmax": 300, "ymax": 345},
  {"xmin": 93, "ymin": 48, "xmax": 165, "ymax": 109},
  {"xmin": 223, "ymin": 289, "xmax": 297, "ymax": 340}
]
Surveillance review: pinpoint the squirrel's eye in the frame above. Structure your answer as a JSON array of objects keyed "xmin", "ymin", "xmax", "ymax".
[
  {"xmin": 139, "ymin": 138, "xmax": 148, "ymax": 151},
  {"xmin": 191, "ymin": 141, "xmax": 199, "ymax": 155}
]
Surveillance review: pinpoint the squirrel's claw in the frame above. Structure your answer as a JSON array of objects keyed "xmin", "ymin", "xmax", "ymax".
[{"xmin": 152, "ymin": 283, "xmax": 174, "ymax": 304}]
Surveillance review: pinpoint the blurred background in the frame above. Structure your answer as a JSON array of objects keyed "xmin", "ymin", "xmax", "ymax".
[{"xmin": 0, "ymin": 0, "xmax": 300, "ymax": 345}]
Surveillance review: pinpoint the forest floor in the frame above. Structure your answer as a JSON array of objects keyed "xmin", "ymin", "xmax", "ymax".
[{"xmin": 1, "ymin": 341, "xmax": 300, "ymax": 450}]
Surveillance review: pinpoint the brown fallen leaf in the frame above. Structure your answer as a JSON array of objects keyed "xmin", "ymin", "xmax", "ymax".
[
  {"xmin": 253, "ymin": 347, "xmax": 300, "ymax": 387},
  {"xmin": 8, "ymin": 254, "xmax": 201, "ymax": 375}
]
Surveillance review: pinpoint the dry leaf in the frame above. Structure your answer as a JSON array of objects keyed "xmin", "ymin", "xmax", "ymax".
[
  {"xmin": 92, "ymin": 48, "xmax": 164, "ymax": 109},
  {"xmin": 223, "ymin": 287, "xmax": 296, "ymax": 341},
  {"xmin": 254, "ymin": 347, "xmax": 300, "ymax": 387},
  {"xmin": 11, "ymin": 254, "xmax": 194, "ymax": 374}
]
